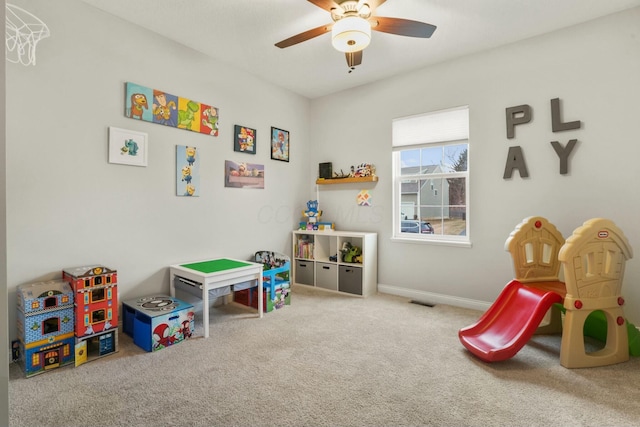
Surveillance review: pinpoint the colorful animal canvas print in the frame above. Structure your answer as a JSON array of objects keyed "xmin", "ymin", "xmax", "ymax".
[{"xmin": 125, "ymin": 82, "xmax": 219, "ymax": 137}]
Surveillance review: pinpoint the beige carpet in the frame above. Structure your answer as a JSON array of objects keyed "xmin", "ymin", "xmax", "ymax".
[{"xmin": 9, "ymin": 285, "xmax": 640, "ymax": 426}]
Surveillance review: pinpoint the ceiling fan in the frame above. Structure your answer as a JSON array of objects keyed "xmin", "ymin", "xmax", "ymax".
[{"xmin": 275, "ymin": 0, "xmax": 436, "ymax": 70}]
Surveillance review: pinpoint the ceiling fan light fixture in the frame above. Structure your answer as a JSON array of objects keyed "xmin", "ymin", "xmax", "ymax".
[{"xmin": 331, "ymin": 16, "xmax": 371, "ymax": 53}]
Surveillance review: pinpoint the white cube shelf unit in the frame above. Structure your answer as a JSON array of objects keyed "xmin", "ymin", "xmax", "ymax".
[{"xmin": 292, "ymin": 230, "xmax": 377, "ymax": 297}]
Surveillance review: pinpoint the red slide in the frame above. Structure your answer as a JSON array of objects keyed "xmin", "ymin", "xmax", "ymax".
[{"xmin": 458, "ymin": 280, "xmax": 563, "ymax": 362}]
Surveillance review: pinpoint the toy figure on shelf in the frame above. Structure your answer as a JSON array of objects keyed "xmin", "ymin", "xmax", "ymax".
[
  {"xmin": 349, "ymin": 163, "xmax": 376, "ymax": 178},
  {"xmin": 340, "ymin": 241, "xmax": 362, "ymax": 263},
  {"xmin": 303, "ymin": 200, "xmax": 322, "ymax": 230}
]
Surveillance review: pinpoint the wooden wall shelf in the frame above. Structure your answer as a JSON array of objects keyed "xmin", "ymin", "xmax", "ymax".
[{"xmin": 316, "ymin": 176, "xmax": 378, "ymax": 185}]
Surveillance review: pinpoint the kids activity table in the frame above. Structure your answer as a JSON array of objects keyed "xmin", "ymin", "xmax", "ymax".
[{"xmin": 169, "ymin": 258, "xmax": 263, "ymax": 338}]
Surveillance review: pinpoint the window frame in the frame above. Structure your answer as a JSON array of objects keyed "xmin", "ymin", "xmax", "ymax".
[{"xmin": 391, "ymin": 107, "xmax": 471, "ymax": 247}]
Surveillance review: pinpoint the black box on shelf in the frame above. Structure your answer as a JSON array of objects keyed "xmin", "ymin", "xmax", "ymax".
[{"xmin": 319, "ymin": 162, "xmax": 332, "ymax": 179}]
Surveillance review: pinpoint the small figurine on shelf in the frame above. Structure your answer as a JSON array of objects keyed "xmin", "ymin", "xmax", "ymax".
[
  {"xmin": 340, "ymin": 241, "xmax": 362, "ymax": 263},
  {"xmin": 349, "ymin": 163, "xmax": 376, "ymax": 178},
  {"xmin": 303, "ymin": 200, "xmax": 322, "ymax": 230}
]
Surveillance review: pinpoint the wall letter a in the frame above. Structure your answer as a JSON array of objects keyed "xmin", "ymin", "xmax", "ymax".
[{"xmin": 503, "ymin": 146, "xmax": 529, "ymax": 179}]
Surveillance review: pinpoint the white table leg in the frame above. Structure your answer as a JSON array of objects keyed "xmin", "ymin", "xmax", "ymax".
[
  {"xmin": 203, "ymin": 282, "xmax": 210, "ymax": 338},
  {"xmin": 258, "ymin": 272, "xmax": 263, "ymax": 318}
]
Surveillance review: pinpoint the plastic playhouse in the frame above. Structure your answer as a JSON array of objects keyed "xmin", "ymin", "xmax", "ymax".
[{"xmin": 458, "ymin": 216, "xmax": 640, "ymax": 368}]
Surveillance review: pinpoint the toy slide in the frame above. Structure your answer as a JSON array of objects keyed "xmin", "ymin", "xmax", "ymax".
[{"xmin": 458, "ymin": 280, "xmax": 563, "ymax": 362}]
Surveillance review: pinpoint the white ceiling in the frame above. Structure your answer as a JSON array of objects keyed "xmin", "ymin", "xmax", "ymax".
[{"xmin": 79, "ymin": 0, "xmax": 640, "ymax": 99}]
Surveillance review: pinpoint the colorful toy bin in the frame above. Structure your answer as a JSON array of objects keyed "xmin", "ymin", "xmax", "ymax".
[
  {"xmin": 62, "ymin": 265, "xmax": 118, "ymax": 338},
  {"xmin": 122, "ymin": 295, "xmax": 195, "ymax": 352},
  {"xmin": 17, "ymin": 279, "xmax": 75, "ymax": 377}
]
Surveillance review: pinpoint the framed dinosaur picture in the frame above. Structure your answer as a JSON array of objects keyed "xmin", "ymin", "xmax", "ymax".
[
  {"xmin": 124, "ymin": 82, "xmax": 219, "ymax": 137},
  {"xmin": 108, "ymin": 127, "xmax": 148, "ymax": 167}
]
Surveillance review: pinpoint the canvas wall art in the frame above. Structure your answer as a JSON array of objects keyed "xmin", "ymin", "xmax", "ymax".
[
  {"xmin": 357, "ymin": 190, "xmax": 372, "ymax": 206},
  {"xmin": 225, "ymin": 160, "xmax": 264, "ymax": 189},
  {"xmin": 176, "ymin": 145, "xmax": 200, "ymax": 196},
  {"xmin": 125, "ymin": 82, "xmax": 219, "ymax": 137}
]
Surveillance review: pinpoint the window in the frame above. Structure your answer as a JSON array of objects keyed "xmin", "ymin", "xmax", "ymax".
[
  {"xmin": 42, "ymin": 317, "xmax": 60, "ymax": 334},
  {"xmin": 91, "ymin": 309, "xmax": 106, "ymax": 324},
  {"xmin": 392, "ymin": 106, "xmax": 470, "ymax": 245},
  {"xmin": 91, "ymin": 288, "xmax": 105, "ymax": 303}
]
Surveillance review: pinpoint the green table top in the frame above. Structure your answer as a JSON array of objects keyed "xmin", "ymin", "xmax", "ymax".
[{"xmin": 180, "ymin": 258, "xmax": 252, "ymax": 274}]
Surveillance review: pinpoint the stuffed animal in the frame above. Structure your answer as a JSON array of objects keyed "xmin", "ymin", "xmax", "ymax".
[
  {"xmin": 345, "ymin": 246, "xmax": 362, "ymax": 263},
  {"xmin": 341, "ymin": 242, "xmax": 362, "ymax": 263}
]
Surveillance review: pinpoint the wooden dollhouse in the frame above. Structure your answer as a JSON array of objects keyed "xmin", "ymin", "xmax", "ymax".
[
  {"xmin": 17, "ymin": 279, "xmax": 76, "ymax": 377},
  {"xmin": 62, "ymin": 265, "xmax": 119, "ymax": 364}
]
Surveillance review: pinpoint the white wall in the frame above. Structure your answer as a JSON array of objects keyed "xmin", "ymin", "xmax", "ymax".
[
  {"xmin": 1, "ymin": 0, "xmax": 9, "ymax": 422},
  {"xmin": 309, "ymin": 8, "xmax": 640, "ymax": 323},
  {"xmin": 5, "ymin": 0, "xmax": 311, "ymax": 340}
]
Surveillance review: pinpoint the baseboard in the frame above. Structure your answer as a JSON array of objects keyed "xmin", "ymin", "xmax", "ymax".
[{"xmin": 377, "ymin": 283, "xmax": 492, "ymax": 312}]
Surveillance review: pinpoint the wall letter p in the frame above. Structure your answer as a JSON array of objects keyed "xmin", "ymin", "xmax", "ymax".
[{"xmin": 505, "ymin": 105, "xmax": 532, "ymax": 139}]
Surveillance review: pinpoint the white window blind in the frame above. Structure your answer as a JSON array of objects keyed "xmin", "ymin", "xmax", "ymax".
[{"xmin": 392, "ymin": 106, "xmax": 469, "ymax": 147}]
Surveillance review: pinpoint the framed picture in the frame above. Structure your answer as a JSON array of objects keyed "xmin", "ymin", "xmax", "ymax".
[
  {"xmin": 108, "ymin": 127, "xmax": 148, "ymax": 167},
  {"xmin": 270, "ymin": 127, "xmax": 289, "ymax": 162},
  {"xmin": 234, "ymin": 125, "xmax": 256, "ymax": 154}
]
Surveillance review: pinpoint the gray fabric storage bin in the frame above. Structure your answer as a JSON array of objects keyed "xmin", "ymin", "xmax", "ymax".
[
  {"xmin": 315, "ymin": 262, "xmax": 337, "ymax": 290},
  {"xmin": 295, "ymin": 260, "xmax": 314, "ymax": 285},
  {"xmin": 338, "ymin": 265, "xmax": 363, "ymax": 295}
]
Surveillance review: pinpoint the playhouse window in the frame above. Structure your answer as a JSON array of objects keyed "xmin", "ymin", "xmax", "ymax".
[
  {"xmin": 91, "ymin": 288, "xmax": 105, "ymax": 303},
  {"xmin": 94, "ymin": 276, "xmax": 103, "ymax": 286},
  {"xmin": 44, "ymin": 296, "xmax": 57, "ymax": 308},
  {"xmin": 392, "ymin": 106, "xmax": 470, "ymax": 246},
  {"xmin": 92, "ymin": 309, "xmax": 106, "ymax": 324},
  {"xmin": 42, "ymin": 317, "xmax": 60, "ymax": 334}
]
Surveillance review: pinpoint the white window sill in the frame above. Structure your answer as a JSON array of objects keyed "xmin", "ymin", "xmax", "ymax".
[{"xmin": 390, "ymin": 236, "xmax": 472, "ymax": 248}]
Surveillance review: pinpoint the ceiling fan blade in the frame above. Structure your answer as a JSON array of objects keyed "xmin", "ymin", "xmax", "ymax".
[
  {"xmin": 346, "ymin": 50, "xmax": 363, "ymax": 68},
  {"xmin": 275, "ymin": 23, "xmax": 333, "ymax": 48},
  {"xmin": 371, "ymin": 16, "xmax": 437, "ymax": 38},
  {"xmin": 307, "ymin": 0, "xmax": 343, "ymax": 13}
]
